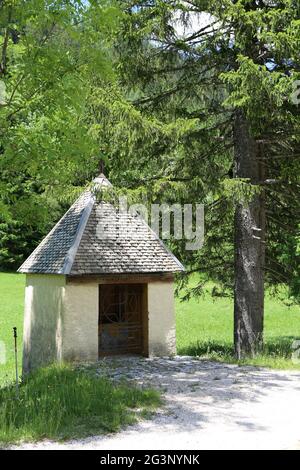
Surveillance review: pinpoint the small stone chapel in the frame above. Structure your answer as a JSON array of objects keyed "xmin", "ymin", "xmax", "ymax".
[{"xmin": 18, "ymin": 175, "xmax": 184, "ymax": 372}]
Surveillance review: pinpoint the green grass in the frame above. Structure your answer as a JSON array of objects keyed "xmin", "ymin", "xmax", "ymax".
[
  {"xmin": 0, "ymin": 364, "xmax": 161, "ymax": 444},
  {"xmin": 176, "ymin": 280, "xmax": 300, "ymax": 369},
  {"xmin": 0, "ymin": 273, "xmax": 24, "ymax": 386}
]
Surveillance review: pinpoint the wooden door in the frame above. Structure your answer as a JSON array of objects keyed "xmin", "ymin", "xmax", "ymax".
[{"xmin": 98, "ymin": 284, "xmax": 145, "ymax": 356}]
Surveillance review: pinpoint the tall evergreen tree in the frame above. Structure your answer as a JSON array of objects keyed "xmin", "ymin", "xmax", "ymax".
[{"xmin": 112, "ymin": 0, "xmax": 300, "ymax": 357}]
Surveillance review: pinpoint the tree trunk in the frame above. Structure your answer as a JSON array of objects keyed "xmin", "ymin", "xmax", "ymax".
[{"xmin": 233, "ymin": 110, "xmax": 266, "ymax": 359}]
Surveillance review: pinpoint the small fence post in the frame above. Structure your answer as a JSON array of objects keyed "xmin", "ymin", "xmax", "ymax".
[{"xmin": 13, "ymin": 327, "xmax": 19, "ymax": 399}]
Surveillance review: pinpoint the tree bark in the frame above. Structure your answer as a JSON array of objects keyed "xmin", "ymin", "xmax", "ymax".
[{"xmin": 233, "ymin": 110, "xmax": 266, "ymax": 359}]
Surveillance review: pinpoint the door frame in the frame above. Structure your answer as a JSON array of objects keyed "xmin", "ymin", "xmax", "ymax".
[{"xmin": 98, "ymin": 282, "xmax": 148, "ymax": 357}]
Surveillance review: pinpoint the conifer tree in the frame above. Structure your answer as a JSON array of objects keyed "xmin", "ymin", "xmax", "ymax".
[{"xmin": 113, "ymin": 0, "xmax": 300, "ymax": 357}]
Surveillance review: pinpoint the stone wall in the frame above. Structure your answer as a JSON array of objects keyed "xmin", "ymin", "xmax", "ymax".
[
  {"xmin": 22, "ymin": 274, "xmax": 65, "ymax": 373},
  {"xmin": 62, "ymin": 280, "xmax": 98, "ymax": 362},
  {"xmin": 148, "ymin": 281, "xmax": 176, "ymax": 356},
  {"xmin": 22, "ymin": 276, "xmax": 176, "ymax": 373}
]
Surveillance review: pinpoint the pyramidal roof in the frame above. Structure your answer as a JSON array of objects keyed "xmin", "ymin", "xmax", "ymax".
[{"xmin": 18, "ymin": 175, "xmax": 184, "ymax": 275}]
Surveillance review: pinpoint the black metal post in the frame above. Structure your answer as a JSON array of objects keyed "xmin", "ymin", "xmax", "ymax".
[{"xmin": 13, "ymin": 327, "xmax": 19, "ymax": 398}]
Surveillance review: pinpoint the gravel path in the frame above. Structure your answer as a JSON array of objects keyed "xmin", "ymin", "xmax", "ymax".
[{"xmin": 13, "ymin": 357, "xmax": 300, "ymax": 450}]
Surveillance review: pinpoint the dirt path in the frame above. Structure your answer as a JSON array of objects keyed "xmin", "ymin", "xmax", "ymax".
[{"xmin": 13, "ymin": 357, "xmax": 300, "ymax": 450}]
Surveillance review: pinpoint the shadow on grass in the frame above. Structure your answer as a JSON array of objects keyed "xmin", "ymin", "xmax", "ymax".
[
  {"xmin": 0, "ymin": 364, "xmax": 161, "ymax": 445},
  {"xmin": 178, "ymin": 336, "xmax": 300, "ymax": 368}
]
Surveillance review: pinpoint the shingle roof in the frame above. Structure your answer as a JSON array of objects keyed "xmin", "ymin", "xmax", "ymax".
[{"xmin": 18, "ymin": 175, "xmax": 184, "ymax": 275}]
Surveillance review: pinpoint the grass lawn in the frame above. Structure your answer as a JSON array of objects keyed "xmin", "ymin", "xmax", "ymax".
[
  {"xmin": 0, "ymin": 364, "xmax": 160, "ymax": 444},
  {"xmin": 0, "ymin": 273, "xmax": 24, "ymax": 386},
  {"xmin": 176, "ymin": 280, "xmax": 300, "ymax": 369}
]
